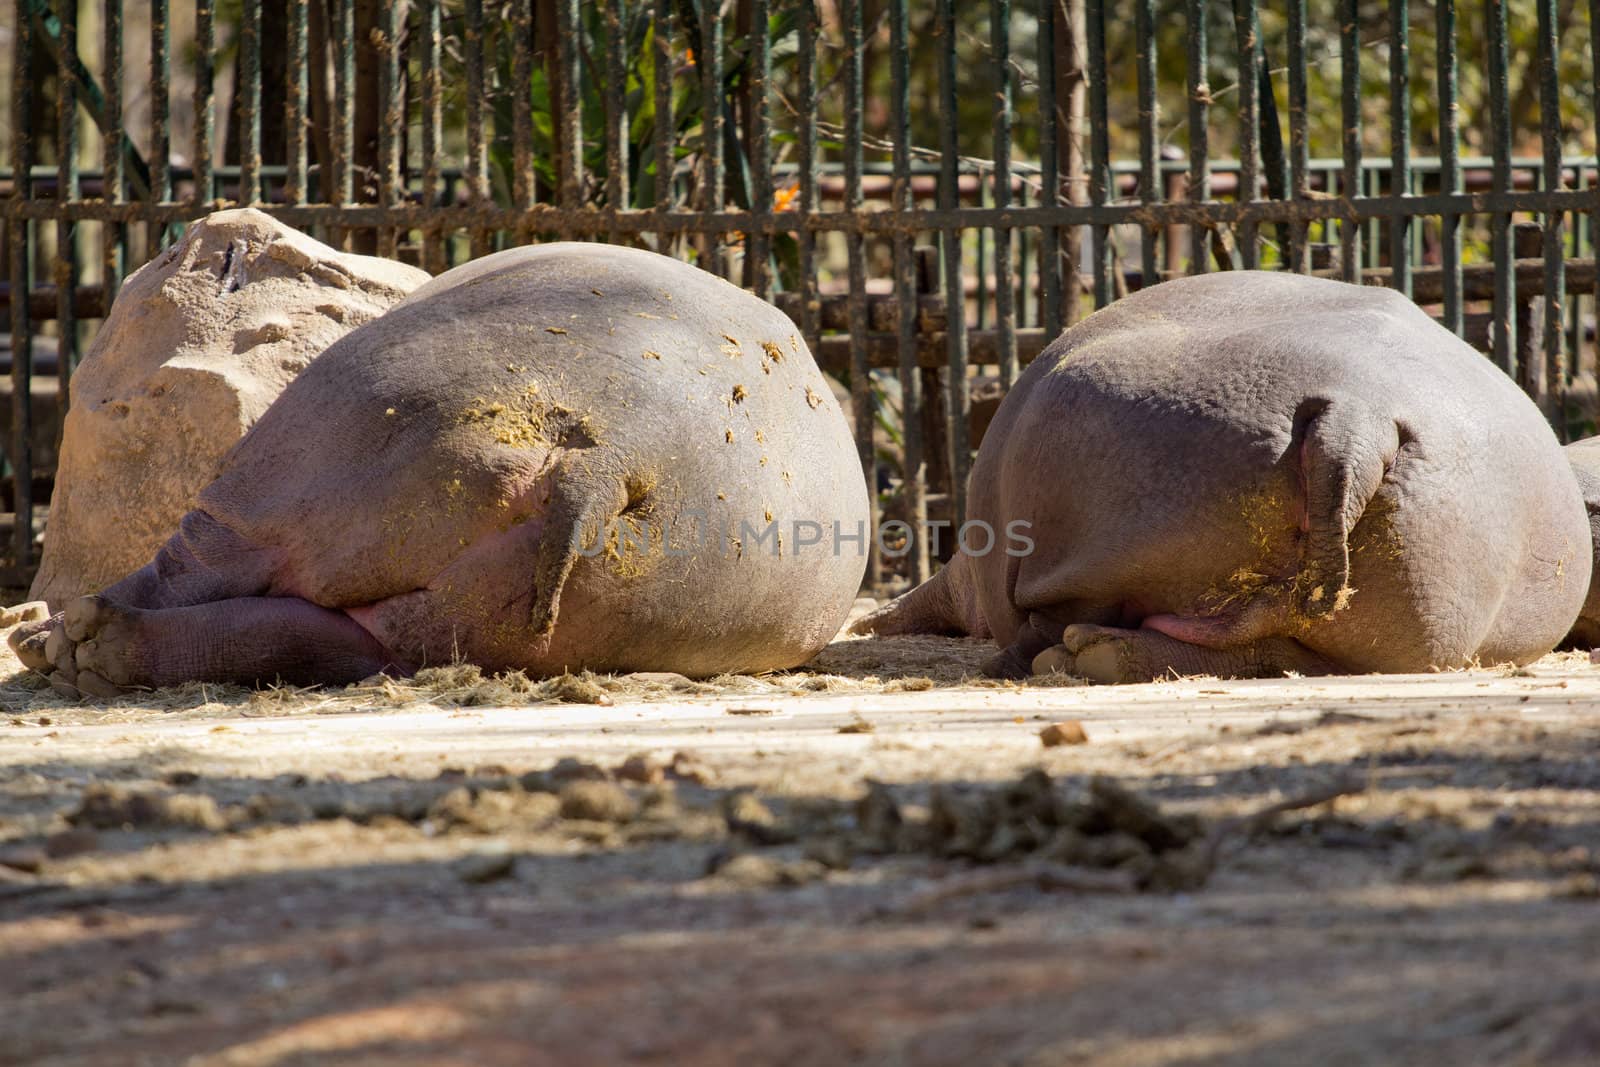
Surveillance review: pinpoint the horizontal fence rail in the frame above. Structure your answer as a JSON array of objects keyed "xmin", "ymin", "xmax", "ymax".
[{"xmin": 3, "ymin": 0, "xmax": 1599, "ymax": 593}]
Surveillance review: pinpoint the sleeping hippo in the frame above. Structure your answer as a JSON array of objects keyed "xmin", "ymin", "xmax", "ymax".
[
  {"xmin": 1561, "ymin": 435, "xmax": 1600, "ymax": 648},
  {"xmin": 13, "ymin": 244, "xmax": 870, "ymax": 694},
  {"xmin": 852, "ymin": 271, "xmax": 1590, "ymax": 682}
]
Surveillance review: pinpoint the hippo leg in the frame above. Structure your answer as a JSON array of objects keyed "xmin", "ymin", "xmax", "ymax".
[
  {"xmin": 1050, "ymin": 623, "xmax": 1335, "ymax": 684},
  {"xmin": 55, "ymin": 594, "xmax": 403, "ymax": 697},
  {"xmin": 983, "ymin": 612, "xmax": 1069, "ymax": 679},
  {"xmin": 10, "ymin": 510, "xmax": 281, "ymax": 678}
]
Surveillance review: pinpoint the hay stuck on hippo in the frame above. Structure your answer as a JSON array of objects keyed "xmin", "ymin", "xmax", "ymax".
[{"xmin": 13, "ymin": 244, "xmax": 870, "ymax": 695}]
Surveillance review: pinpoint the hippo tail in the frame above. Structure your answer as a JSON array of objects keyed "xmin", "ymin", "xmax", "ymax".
[
  {"xmin": 848, "ymin": 551, "xmax": 990, "ymax": 638},
  {"xmin": 529, "ymin": 461, "xmax": 630, "ymax": 639},
  {"xmin": 1292, "ymin": 397, "xmax": 1400, "ymax": 620}
]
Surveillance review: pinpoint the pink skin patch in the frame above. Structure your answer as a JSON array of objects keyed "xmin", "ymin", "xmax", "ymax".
[{"xmin": 1141, "ymin": 612, "xmax": 1239, "ymax": 648}]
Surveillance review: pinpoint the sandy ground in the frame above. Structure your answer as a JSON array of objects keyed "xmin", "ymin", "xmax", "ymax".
[{"xmin": 5, "ymin": 618, "xmax": 1600, "ymax": 1066}]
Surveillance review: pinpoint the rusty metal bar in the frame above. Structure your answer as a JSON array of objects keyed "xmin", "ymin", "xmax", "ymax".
[
  {"xmin": 55, "ymin": 0, "xmax": 78, "ymax": 421},
  {"xmin": 842, "ymin": 0, "xmax": 878, "ymax": 586},
  {"xmin": 1135, "ymin": 0, "xmax": 1158, "ymax": 284},
  {"xmin": 240, "ymin": 0, "xmax": 262, "ymax": 205},
  {"xmin": 934, "ymin": 0, "xmax": 966, "ymax": 524},
  {"xmin": 1036, "ymin": 0, "xmax": 1061, "ymax": 337},
  {"xmin": 512, "ymin": 0, "xmax": 535, "ymax": 243},
  {"xmin": 1536, "ymin": 0, "xmax": 1566, "ymax": 393},
  {"xmin": 102, "ymin": 0, "xmax": 124, "ymax": 306},
  {"xmin": 332, "ymin": 0, "xmax": 354, "ymax": 247},
  {"xmin": 698, "ymin": 0, "xmax": 725, "ymax": 275},
  {"xmin": 1488, "ymin": 0, "xmax": 1514, "ymax": 374},
  {"xmin": 652, "ymin": 0, "xmax": 674, "ymax": 216},
  {"xmin": 557, "ymin": 0, "xmax": 583, "ymax": 211},
  {"xmin": 896, "ymin": 0, "xmax": 934, "ymax": 585},
  {"xmin": 11, "ymin": 0, "xmax": 35, "ymax": 568},
  {"xmin": 150, "ymin": 0, "xmax": 170, "ymax": 216},
  {"xmin": 420, "ymin": 0, "xmax": 445, "ymax": 272},
  {"xmin": 1339, "ymin": 0, "xmax": 1360, "ymax": 282},
  {"xmin": 1286, "ymin": 0, "xmax": 1308, "ymax": 272},
  {"xmin": 1186, "ymin": 0, "xmax": 1209, "ymax": 273},
  {"xmin": 464, "ymin": 0, "xmax": 489, "ymax": 257},
  {"xmin": 194, "ymin": 0, "xmax": 214, "ymax": 204},
  {"xmin": 747, "ymin": 0, "xmax": 772, "ymax": 298},
  {"xmin": 604, "ymin": 0, "xmax": 630, "ymax": 223},
  {"xmin": 1437, "ymin": 0, "xmax": 1461, "ymax": 335},
  {"xmin": 285, "ymin": 0, "xmax": 309, "ymax": 206},
  {"xmin": 1388, "ymin": 0, "xmax": 1410, "ymax": 296},
  {"xmin": 989, "ymin": 0, "xmax": 1016, "ymax": 390},
  {"xmin": 376, "ymin": 0, "xmax": 403, "ymax": 255},
  {"xmin": 1235, "ymin": 0, "xmax": 1259, "ymax": 269},
  {"xmin": 26, "ymin": 185, "xmax": 1600, "ymax": 233},
  {"xmin": 796, "ymin": 0, "xmax": 820, "ymax": 359},
  {"xmin": 1086, "ymin": 0, "xmax": 1110, "ymax": 305}
]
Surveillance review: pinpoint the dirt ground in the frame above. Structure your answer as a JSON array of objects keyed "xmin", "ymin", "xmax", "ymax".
[{"xmin": 5, "ymin": 608, "xmax": 1600, "ymax": 1066}]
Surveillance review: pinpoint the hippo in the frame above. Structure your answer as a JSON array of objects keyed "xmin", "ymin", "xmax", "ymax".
[
  {"xmin": 13, "ymin": 243, "xmax": 870, "ymax": 694},
  {"xmin": 852, "ymin": 271, "xmax": 1590, "ymax": 682},
  {"xmin": 1561, "ymin": 435, "xmax": 1600, "ymax": 648}
]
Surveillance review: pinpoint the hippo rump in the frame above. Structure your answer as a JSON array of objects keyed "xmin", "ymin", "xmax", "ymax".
[
  {"xmin": 1561, "ymin": 435, "xmax": 1600, "ymax": 648},
  {"xmin": 853, "ymin": 270, "xmax": 1590, "ymax": 682},
  {"xmin": 15, "ymin": 243, "xmax": 870, "ymax": 694}
]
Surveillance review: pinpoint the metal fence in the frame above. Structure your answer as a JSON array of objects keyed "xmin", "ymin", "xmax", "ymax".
[{"xmin": 3, "ymin": 0, "xmax": 1598, "ymax": 593}]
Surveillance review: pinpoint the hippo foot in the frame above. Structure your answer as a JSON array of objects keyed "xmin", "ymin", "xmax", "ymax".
[
  {"xmin": 53, "ymin": 596, "xmax": 146, "ymax": 697},
  {"xmin": 1032, "ymin": 622, "xmax": 1337, "ymax": 684}
]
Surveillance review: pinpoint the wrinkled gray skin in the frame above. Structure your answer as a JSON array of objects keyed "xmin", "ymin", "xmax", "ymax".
[
  {"xmin": 13, "ymin": 244, "xmax": 869, "ymax": 694},
  {"xmin": 853, "ymin": 271, "xmax": 1590, "ymax": 682},
  {"xmin": 1561, "ymin": 435, "xmax": 1600, "ymax": 648}
]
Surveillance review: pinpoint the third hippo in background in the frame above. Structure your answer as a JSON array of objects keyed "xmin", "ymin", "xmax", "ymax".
[
  {"xmin": 853, "ymin": 271, "xmax": 1591, "ymax": 682},
  {"xmin": 1561, "ymin": 435, "xmax": 1600, "ymax": 648}
]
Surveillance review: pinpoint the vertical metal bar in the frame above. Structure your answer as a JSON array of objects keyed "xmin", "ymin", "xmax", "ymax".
[
  {"xmin": 56, "ymin": 0, "xmax": 79, "ymax": 423},
  {"xmin": 375, "ymin": 0, "xmax": 402, "ymax": 255},
  {"xmin": 103, "ymin": 0, "xmax": 125, "ymax": 305},
  {"xmin": 421, "ymin": 0, "xmax": 445, "ymax": 272},
  {"xmin": 1086, "ymin": 0, "xmax": 1110, "ymax": 305},
  {"xmin": 10, "ymin": 0, "xmax": 34, "ymax": 569},
  {"xmin": 843, "ymin": 0, "xmax": 878, "ymax": 587},
  {"xmin": 1287, "ymin": 0, "xmax": 1308, "ymax": 272},
  {"xmin": 285, "ymin": 0, "xmax": 309, "ymax": 205},
  {"xmin": 897, "ymin": 0, "xmax": 928, "ymax": 581},
  {"xmin": 991, "ymin": 0, "xmax": 1017, "ymax": 387},
  {"xmin": 1536, "ymin": 0, "xmax": 1565, "ymax": 395},
  {"xmin": 1339, "ymin": 0, "xmax": 1361, "ymax": 282},
  {"xmin": 1488, "ymin": 0, "xmax": 1514, "ymax": 373},
  {"xmin": 797, "ymin": 0, "xmax": 820, "ymax": 356},
  {"xmin": 194, "ymin": 0, "xmax": 215, "ymax": 204},
  {"xmin": 653, "ymin": 0, "xmax": 675, "ymax": 216},
  {"xmin": 604, "ymin": 0, "xmax": 630, "ymax": 220},
  {"xmin": 698, "ymin": 0, "xmax": 725, "ymax": 274},
  {"xmin": 1437, "ymin": 0, "xmax": 1461, "ymax": 335},
  {"xmin": 1135, "ymin": 0, "xmax": 1158, "ymax": 284},
  {"xmin": 464, "ymin": 0, "xmax": 489, "ymax": 257},
  {"xmin": 934, "ymin": 0, "xmax": 972, "ymax": 531},
  {"xmin": 1186, "ymin": 0, "xmax": 1209, "ymax": 273},
  {"xmin": 748, "ymin": 0, "xmax": 772, "ymax": 297},
  {"xmin": 1235, "ymin": 0, "xmax": 1259, "ymax": 269},
  {"xmin": 1037, "ymin": 0, "xmax": 1061, "ymax": 337},
  {"xmin": 1388, "ymin": 0, "xmax": 1410, "ymax": 296},
  {"xmin": 151, "ymin": 0, "xmax": 171, "ymax": 214},
  {"xmin": 512, "ymin": 0, "xmax": 535, "ymax": 241},
  {"xmin": 239, "ymin": 0, "xmax": 262, "ymax": 204},
  {"xmin": 1591, "ymin": 0, "xmax": 1600, "ymax": 388},
  {"xmin": 558, "ymin": 0, "xmax": 583, "ymax": 211}
]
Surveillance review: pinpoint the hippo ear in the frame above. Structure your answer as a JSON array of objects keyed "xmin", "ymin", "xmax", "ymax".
[
  {"xmin": 1293, "ymin": 399, "xmax": 1400, "ymax": 619},
  {"xmin": 528, "ymin": 461, "xmax": 629, "ymax": 638}
]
